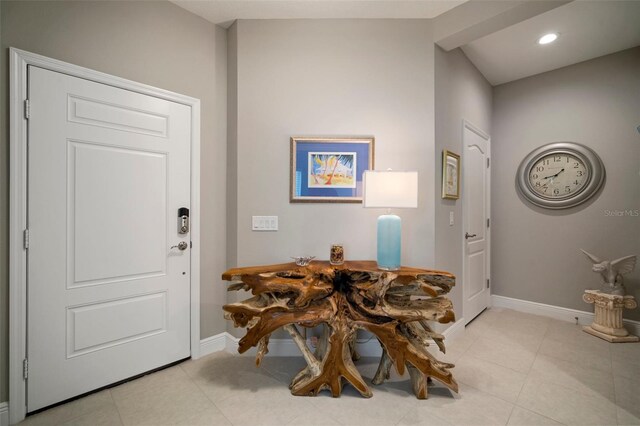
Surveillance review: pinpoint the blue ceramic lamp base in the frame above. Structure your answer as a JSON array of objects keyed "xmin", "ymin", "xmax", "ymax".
[{"xmin": 377, "ymin": 214, "xmax": 401, "ymax": 271}]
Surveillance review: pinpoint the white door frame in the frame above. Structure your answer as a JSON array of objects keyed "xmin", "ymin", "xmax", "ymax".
[
  {"xmin": 9, "ymin": 48, "xmax": 201, "ymax": 424},
  {"xmin": 461, "ymin": 119, "xmax": 491, "ymax": 323}
]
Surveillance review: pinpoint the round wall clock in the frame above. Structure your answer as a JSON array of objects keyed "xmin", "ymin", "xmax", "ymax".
[{"xmin": 516, "ymin": 142, "xmax": 605, "ymax": 209}]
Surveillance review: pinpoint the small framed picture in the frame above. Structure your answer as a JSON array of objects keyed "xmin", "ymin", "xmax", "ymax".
[
  {"xmin": 442, "ymin": 150, "xmax": 460, "ymax": 200},
  {"xmin": 290, "ymin": 137, "xmax": 374, "ymax": 203}
]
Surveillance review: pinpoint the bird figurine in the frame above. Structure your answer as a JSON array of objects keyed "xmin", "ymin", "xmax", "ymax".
[{"xmin": 581, "ymin": 249, "xmax": 637, "ymax": 295}]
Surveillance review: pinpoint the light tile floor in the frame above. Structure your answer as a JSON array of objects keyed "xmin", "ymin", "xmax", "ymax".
[{"xmin": 19, "ymin": 308, "xmax": 640, "ymax": 426}]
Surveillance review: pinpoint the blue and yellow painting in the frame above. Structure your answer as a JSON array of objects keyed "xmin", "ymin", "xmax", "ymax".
[
  {"xmin": 292, "ymin": 139, "xmax": 372, "ymax": 200},
  {"xmin": 308, "ymin": 152, "xmax": 357, "ymax": 188}
]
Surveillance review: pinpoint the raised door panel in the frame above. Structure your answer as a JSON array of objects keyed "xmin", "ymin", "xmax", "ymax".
[
  {"xmin": 69, "ymin": 142, "xmax": 167, "ymax": 287},
  {"xmin": 67, "ymin": 292, "xmax": 167, "ymax": 357}
]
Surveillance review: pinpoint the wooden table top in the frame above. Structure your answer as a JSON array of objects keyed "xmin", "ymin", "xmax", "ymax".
[{"xmin": 222, "ymin": 260, "xmax": 454, "ymax": 282}]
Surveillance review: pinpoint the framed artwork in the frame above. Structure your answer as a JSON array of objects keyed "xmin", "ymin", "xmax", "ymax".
[
  {"xmin": 442, "ymin": 149, "xmax": 460, "ymax": 200},
  {"xmin": 290, "ymin": 137, "xmax": 374, "ymax": 203}
]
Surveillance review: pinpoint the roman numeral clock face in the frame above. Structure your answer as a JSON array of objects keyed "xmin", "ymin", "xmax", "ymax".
[{"xmin": 517, "ymin": 143, "xmax": 605, "ymax": 209}]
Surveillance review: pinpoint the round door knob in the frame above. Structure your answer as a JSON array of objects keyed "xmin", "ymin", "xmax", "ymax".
[{"xmin": 171, "ymin": 241, "xmax": 189, "ymax": 251}]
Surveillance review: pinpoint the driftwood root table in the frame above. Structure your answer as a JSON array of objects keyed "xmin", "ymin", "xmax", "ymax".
[{"xmin": 222, "ymin": 261, "xmax": 459, "ymax": 399}]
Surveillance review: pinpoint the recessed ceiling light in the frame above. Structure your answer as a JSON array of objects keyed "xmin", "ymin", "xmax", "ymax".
[{"xmin": 538, "ymin": 33, "xmax": 558, "ymax": 45}]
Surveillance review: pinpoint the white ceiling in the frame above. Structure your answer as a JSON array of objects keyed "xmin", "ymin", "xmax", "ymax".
[
  {"xmin": 170, "ymin": 0, "xmax": 465, "ymax": 28},
  {"xmin": 170, "ymin": 0, "xmax": 640, "ymax": 86},
  {"xmin": 462, "ymin": 1, "xmax": 640, "ymax": 86}
]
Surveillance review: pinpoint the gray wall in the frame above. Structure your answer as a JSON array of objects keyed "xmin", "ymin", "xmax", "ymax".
[
  {"xmin": 227, "ymin": 19, "xmax": 436, "ymax": 335},
  {"xmin": 226, "ymin": 23, "xmax": 238, "ymax": 269},
  {"xmin": 0, "ymin": 0, "xmax": 228, "ymax": 401},
  {"xmin": 434, "ymin": 46, "xmax": 492, "ymax": 325},
  {"xmin": 492, "ymin": 47, "xmax": 640, "ymax": 320},
  {"xmin": 0, "ymin": 0, "xmax": 5, "ymax": 405}
]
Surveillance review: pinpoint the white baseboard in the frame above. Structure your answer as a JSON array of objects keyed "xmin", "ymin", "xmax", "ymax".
[
  {"xmin": 441, "ymin": 318, "xmax": 466, "ymax": 344},
  {"xmin": 222, "ymin": 333, "xmax": 384, "ymax": 357},
  {"xmin": 217, "ymin": 319, "xmax": 466, "ymax": 358},
  {"xmin": 0, "ymin": 402, "xmax": 8, "ymax": 426},
  {"xmin": 491, "ymin": 294, "xmax": 640, "ymax": 336},
  {"xmin": 198, "ymin": 333, "xmax": 227, "ymax": 358}
]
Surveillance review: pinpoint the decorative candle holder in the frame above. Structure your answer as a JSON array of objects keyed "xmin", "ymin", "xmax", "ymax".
[
  {"xmin": 291, "ymin": 256, "xmax": 315, "ymax": 267},
  {"xmin": 330, "ymin": 244, "xmax": 345, "ymax": 265}
]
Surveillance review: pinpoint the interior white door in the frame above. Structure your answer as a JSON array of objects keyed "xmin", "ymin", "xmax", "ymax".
[
  {"xmin": 462, "ymin": 122, "xmax": 491, "ymax": 324},
  {"xmin": 27, "ymin": 66, "xmax": 192, "ymax": 411}
]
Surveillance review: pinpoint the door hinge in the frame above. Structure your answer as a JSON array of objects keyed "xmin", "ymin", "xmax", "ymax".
[
  {"xmin": 190, "ymin": 241, "xmax": 193, "ymax": 248},
  {"xmin": 487, "ymin": 278, "xmax": 490, "ymax": 288},
  {"xmin": 487, "ymin": 218, "xmax": 490, "ymax": 228},
  {"xmin": 23, "ymin": 229, "xmax": 30, "ymax": 250},
  {"xmin": 24, "ymin": 99, "xmax": 31, "ymax": 120},
  {"xmin": 23, "ymin": 358, "xmax": 28, "ymax": 380},
  {"xmin": 487, "ymin": 158, "xmax": 490, "ymax": 168}
]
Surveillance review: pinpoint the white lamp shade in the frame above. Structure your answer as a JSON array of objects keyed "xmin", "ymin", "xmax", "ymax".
[{"xmin": 363, "ymin": 170, "xmax": 418, "ymax": 208}]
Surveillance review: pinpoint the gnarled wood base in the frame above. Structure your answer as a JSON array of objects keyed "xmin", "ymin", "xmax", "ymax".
[{"xmin": 222, "ymin": 261, "xmax": 458, "ymax": 398}]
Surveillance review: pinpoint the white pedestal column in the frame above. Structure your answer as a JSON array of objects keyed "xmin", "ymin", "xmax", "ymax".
[{"xmin": 583, "ymin": 290, "xmax": 639, "ymax": 343}]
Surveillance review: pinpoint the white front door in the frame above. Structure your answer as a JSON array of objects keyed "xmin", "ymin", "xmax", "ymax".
[
  {"xmin": 462, "ymin": 121, "xmax": 491, "ymax": 324},
  {"xmin": 27, "ymin": 66, "xmax": 192, "ymax": 411}
]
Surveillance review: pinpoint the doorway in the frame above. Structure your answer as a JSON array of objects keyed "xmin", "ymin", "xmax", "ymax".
[
  {"xmin": 9, "ymin": 48, "xmax": 201, "ymax": 423},
  {"xmin": 462, "ymin": 120, "xmax": 491, "ymax": 324}
]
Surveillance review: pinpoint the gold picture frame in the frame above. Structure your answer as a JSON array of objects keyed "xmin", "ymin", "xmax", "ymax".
[
  {"xmin": 442, "ymin": 150, "xmax": 460, "ymax": 200},
  {"xmin": 290, "ymin": 136, "xmax": 375, "ymax": 203}
]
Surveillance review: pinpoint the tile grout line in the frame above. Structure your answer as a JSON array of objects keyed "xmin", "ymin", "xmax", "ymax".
[
  {"xmin": 448, "ymin": 377, "xmax": 514, "ymax": 407},
  {"xmin": 460, "ymin": 315, "xmax": 544, "ymax": 376},
  {"xmin": 461, "ymin": 350, "xmax": 532, "ymax": 376},
  {"xmin": 107, "ymin": 389, "xmax": 127, "ymax": 426},
  {"xmin": 512, "ymin": 320, "xmax": 612, "ymax": 426},
  {"xmin": 513, "ymin": 405, "xmax": 569, "ymax": 426},
  {"xmin": 47, "ymin": 391, "xmax": 121, "ymax": 426},
  {"xmin": 611, "ymin": 343, "xmax": 620, "ymax": 425},
  {"xmin": 453, "ymin": 314, "xmax": 527, "ymax": 410},
  {"xmin": 112, "ymin": 365, "xmax": 220, "ymax": 425},
  {"xmin": 459, "ymin": 315, "xmax": 557, "ymax": 422},
  {"xmin": 531, "ymin": 349, "xmax": 613, "ymax": 375},
  {"xmin": 521, "ymin": 318, "xmax": 551, "ymax": 376},
  {"xmin": 394, "ymin": 409, "xmax": 411, "ymax": 426},
  {"xmin": 182, "ymin": 365, "xmax": 235, "ymax": 422},
  {"xmin": 504, "ymin": 405, "xmax": 517, "ymax": 426},
  {"xmin": 509, "ymin": 319, "xmax": 555, "ymax": 422},
  {"xmin": 452, "ymin": 327, "xmax": 478, "ymax": 361},
  {"xmin": 408, "ymin": 369, "xmax": 562, "ymax": 426},
  {"xmin": 392, "ymin": 403, "xmax": 449, "ymax": 426},
  {"xmin": 176, "ymin": 363, "xmax": 236, "ymax": 425}
]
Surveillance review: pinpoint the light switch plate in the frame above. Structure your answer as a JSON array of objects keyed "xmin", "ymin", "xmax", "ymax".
[
  {"xmin": 252, "ymin": 216, "xmax": 278, "ymax": 231},
  {"xmin": 449, "ymin": 211, "xmax": 454, "ymax": 226}
]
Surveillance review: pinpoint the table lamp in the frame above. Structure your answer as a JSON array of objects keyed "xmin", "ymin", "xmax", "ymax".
[{"xmin": 363, "ymin": 170, "xmax": 418, "ymax": 271}]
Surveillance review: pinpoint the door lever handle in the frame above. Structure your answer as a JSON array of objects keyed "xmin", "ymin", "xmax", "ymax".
[
  {"xmin": 171, "ymin": 241, "xmax": 189, "ymax": 251},
  {"xmin": 465, "ymin": 232, "xmax": 477, "ymax": 240}
]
